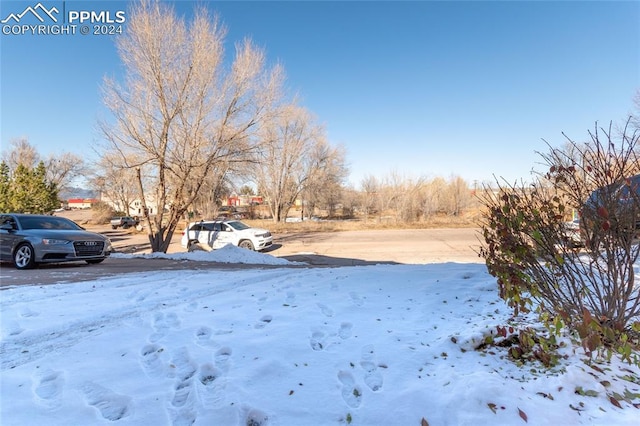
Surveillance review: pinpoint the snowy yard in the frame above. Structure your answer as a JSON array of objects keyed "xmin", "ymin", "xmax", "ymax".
[{"xmin": 1, "ymin": 247, "xmax": 639, "ymax": 425}]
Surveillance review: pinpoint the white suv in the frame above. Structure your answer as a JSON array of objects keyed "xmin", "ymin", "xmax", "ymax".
[{"xmin": 181, "ymin": 220, "xmax": 273, "ymax": 251}]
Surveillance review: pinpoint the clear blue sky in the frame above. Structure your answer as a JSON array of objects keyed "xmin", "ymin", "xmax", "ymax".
[{"xmin": 1, "ymin": 0, "xmax": 639, "ymax": 188}]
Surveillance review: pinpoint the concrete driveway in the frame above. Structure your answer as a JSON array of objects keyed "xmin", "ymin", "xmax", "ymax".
[{"xmin": 268, "ymin": 228, "xmax": 483, "ymax": 265}]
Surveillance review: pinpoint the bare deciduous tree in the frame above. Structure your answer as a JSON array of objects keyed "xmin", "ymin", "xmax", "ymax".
[
  {"xmin": 44, "ymin": 152, "xmax": 88, "ymax": 193},
  {"xmin": 99, "ymin": 1, "xmax": 281, "ymax": 252},
  {"xmin": 360, "ymin": 175, "xmax": 379, "ymax": 221},
  {"xmin": 1, "ymin": 138, "xmax": 39, "ymax": 170},
  {"xmin": 302, "ymin": 142, "xmax": 348, "ymax": 218},
  {"xmin": 90, "ymin": 153, "xmax": 139, "ymax": 214},
  {"xmin": 422, "ymin": 177, "xmax": 447, "ymax": 219},
  {"xmin": 254, "ymin": 104, "xmax": 341, "ymax": 222},
  {"xmin": 1, "ymin": 138, "xmax": 86, "ymax": 193},
  {"xmin": 444, "ymin": 175, "xmax": 472, "ymax": 217},
  {"xmin": 356, "ymin": 172, "xmax": 472, "ymax": 223}
]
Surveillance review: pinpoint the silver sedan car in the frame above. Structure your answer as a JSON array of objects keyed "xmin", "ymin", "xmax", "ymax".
[{"xmin": 0, "ymin": 213, "xmax": 112, "ymax": 269}]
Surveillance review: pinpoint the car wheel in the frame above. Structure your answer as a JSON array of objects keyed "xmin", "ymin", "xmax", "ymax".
[
  {"xmin": 111, "ymin": 225, "xmax": 117, "ymax": 230},
  {"xmin": 86, "ymin": 259, "xmax": 105, "ymax": 265},
  {"xmin": 14, "ymin": 243, "xmax": 37, "ymax": 269},
  {"xmin": 238, "ymin": 240, "xmax": 255, "ymax": 251}
]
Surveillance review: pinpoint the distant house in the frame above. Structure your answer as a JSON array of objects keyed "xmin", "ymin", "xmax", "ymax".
[
  {"xmin": 224, "ymin": 193, "xmax": 264, "ymax": 206},
  {"xmin": 100, "ymin": 193, "xmax": 161, "ymax": 217},
  {"xmin": 128, "ymin": 199, "xmax": 159, "ymax": 217},
  {"xmin": 67, "ymin": 198, "xmax": 98, "ymax": 209}
]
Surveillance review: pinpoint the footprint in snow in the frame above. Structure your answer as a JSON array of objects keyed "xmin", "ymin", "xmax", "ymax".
[
  {"xmin": 338, "ymin": 322, "xmax": 353, "ymax": 340},
  {"xmin": 82, "ymin": 382, "xmax": 132, "ymax": 421},
  {"xmin": 360, "ymin": 360, "xmax": 384, "ymax": 392},
  {"xmin": 167, "ymin": 406, "xmax": 197, "ymax": 426},
  {"xmin": 140, "ymin": 344, "xmax": 166, "ymax": 378},
  {"xmin": 361, "ymin": 344, "xmax": 375, "ymax": 361},
  {"xmin": 310, "ymin": 331, "xmax": 326, "ymax": 351},
  {"xmin": 215, "ymin": 347, "xmax": 232, "ymax": 372},
  {"xmin": 337, "ymin": 371, "xmax": 362, "ymax": 408},
  {"xmin": 194, "ymin": 326, "xmax": 216, "ymax": 348},
  {"xmin": 165, "ymin": 312, "xmax": 181, "ymax": 327},
  {"xmin": 169, "ymin": 348, "xmax": 198, "ymax": 409},
  {"xmin": 3, "ymin": 320, "xmax": 24, "ymax": 337},
  {"xmin": 150, "ymin": 312, "xmax": 180, "ymax": 342},
  {"xmin": 255, "ymin": 315, "xmax": 273, "ymax": 329},
  {"xmin": 196, "ymin": 363, "xmax": 225, "ymax": 407},
  {"xmin": 172, "ymin": 379, "xmax": 194, "ymax": 409},
  {"xmin": 360, "ymin": 345, "xmax": 384, "ymax": 392},
  {"xmin": 242, "ymin": 407, "xmax": 270, "ymax": 426},
  {"xmin": 349, "ymin": 292, "xmax": 364, "ymax": 307},
  {"xmin": 33, "ymin": 369, "xmax": 64, "ymax": 407},
  {"xmin": 317, "ymin": 303, "xmax": 334, "ymax": 317},
  {"xmin": 169, "ymin": 347, "xmax": 198, "ymax": 382}
]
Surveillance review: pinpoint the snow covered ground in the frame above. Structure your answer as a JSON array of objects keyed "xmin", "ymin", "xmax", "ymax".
[{"xmin": 1, "ymin": 246, "xmax": 639, "ymax": 425}]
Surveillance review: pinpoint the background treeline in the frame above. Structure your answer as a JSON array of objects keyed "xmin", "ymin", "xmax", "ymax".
[{"xmin": 0, "ymin": 136, "xmax": 479, "ymax": 223}]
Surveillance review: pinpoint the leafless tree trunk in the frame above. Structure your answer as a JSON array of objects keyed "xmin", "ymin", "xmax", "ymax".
[{"xmin": 98, "ymin": 1, "xmax": 280, "ymax": 252}]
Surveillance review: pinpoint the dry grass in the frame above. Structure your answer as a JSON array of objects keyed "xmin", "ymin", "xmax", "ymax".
[
  {"xmin": 244, "ymin": 215, "xmax": 481, "ymax": 234},
  {"xmin": 57, "ymin": 208, "xmax": 481, "ymax": 233}
]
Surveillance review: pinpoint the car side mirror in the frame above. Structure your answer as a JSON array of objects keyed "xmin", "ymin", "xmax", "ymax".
[{"xmin": 0, "ymin": 223, "xmax": 15, "ymax": 231}]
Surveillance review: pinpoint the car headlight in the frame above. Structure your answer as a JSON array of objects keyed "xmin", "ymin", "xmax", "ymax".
[
  {"xmin": 255, "ymin": 232, "xmax": 271, "ymax": 238},
  {"xmin": 42, "ymin": 239, "xmax": 70, "ymax": 245}
]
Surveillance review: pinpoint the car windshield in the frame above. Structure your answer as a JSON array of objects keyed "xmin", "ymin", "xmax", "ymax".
[
  {"xmin": 226, "ymin": 221, "xmax": 250, "ymax": 231},
  {"xmin": 18, "ymin": 216, "xmax": 83, "ymax": 231}
]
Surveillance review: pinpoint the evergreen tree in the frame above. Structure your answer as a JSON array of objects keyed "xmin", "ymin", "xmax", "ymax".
[
  {"xmin": 0, "ymin": 161, "xmax": 11, "ymax": 212},
  {"xmin": 5, "ymin": 161, "xmax": 59, "ymax": 213},
  {"xmin": 11, "ymin": 164, "xmax": 32, "ymax": 212},
  {"xmin": 33, "ymin": 161, "xmax": 59, "ymax": 213}
]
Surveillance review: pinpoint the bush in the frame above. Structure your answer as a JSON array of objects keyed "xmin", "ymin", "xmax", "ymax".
[
  {"xmin": 479, "ymin": 121, "xmax": 640, "ymax": 364},
  {"xmin": 91, "ymin": 201, "xmax": 116, "ymax": 225}
]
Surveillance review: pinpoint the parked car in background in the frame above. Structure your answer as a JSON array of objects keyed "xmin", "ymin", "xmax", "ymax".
[
  {"xmin": 562, "ymin": 219, "xmax": 583, "ymax": 248},
  {"xmin": 0, "ymin": 214, "xmax": 112, "ymax": 269},
  {"xmin": 181, "ymin": 219, "xmax": 273, "ymax": 251},
  {"xmin": 110, "ymin": 216, "xmax": 139, "ymax": 229},
  {"xmin": 580, "ymin": 174, "xmax": 640, "ymax": 249}
]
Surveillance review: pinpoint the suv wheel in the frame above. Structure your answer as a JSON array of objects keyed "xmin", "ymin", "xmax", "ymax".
[
  {"xmin": 238, "ymin": 240, "xmax": 254, "ymax": 251},
  {"xmin": 187, "ymin": 240, "xmax": 200, "ymax": 251}
]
